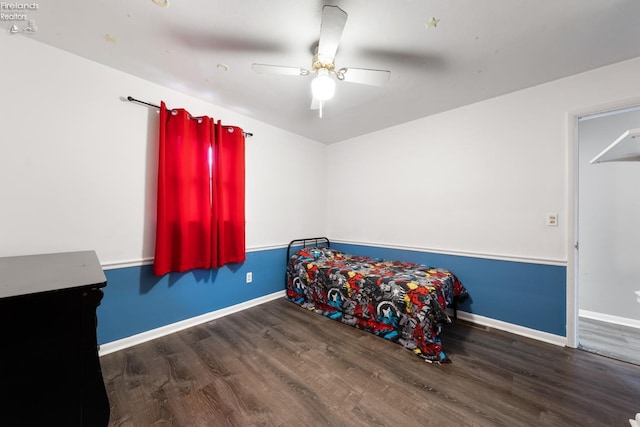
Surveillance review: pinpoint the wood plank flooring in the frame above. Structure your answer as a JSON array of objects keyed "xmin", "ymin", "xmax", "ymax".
[
  {"xmin": 101, "ymin": 298, "xmax": 640, "ymax": 426},
  {"xmin": 579, "ymin": 316, "xmax": 640, "ymax": 366}
]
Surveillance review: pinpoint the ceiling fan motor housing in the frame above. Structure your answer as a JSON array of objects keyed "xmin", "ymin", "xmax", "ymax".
[{"xmin": 312, "ymin": 53, "xmax": 335, "ymax": 73}]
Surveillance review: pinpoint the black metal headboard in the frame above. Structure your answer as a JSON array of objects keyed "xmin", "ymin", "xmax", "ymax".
[{"xmin": 286, "ymin": 237, "xmax": 331, "ymax": 262}]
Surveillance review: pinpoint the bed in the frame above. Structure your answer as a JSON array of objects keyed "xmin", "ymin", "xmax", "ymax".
[{"xmin": 285, "ymin": 237, "xmax": 469, "ymax": 363}]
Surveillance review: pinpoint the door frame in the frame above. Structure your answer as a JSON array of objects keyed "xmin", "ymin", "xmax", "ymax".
[{"xmin": 566, "ymin": 96, "xmax": 640, "ymax": 348}]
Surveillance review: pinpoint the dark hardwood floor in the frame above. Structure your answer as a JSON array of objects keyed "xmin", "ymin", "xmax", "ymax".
[{"xmin": 101, "ymin": 298, "xmax": 640, "ymax": 426}]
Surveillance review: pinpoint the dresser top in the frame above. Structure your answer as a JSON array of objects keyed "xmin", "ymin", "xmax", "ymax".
[{"xmin": 0, "ymin": 251, "xmax": 106, "ymax": 299}]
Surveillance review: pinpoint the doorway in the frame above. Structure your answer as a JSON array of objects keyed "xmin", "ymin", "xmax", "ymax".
[{"xmin": 576, "ymin": 105, "xmax": 640, "ymax": 365}]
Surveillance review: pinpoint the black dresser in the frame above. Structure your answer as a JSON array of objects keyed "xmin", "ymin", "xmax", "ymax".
[{"xmin": 0, "ymin": 251, "xmax": 110, "ymax": 427}]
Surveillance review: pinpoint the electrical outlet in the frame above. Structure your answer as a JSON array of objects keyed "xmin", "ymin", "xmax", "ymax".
[
  {"xmin": 246, "ymin": 272, "xmax": 252, "ymax": 283},
  {"xmin": 545, "ymin": 213, "xmax": 558, "ymax": 226}
]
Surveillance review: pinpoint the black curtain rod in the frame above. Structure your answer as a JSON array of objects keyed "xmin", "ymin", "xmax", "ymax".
[{"xmin": 127, "ymin": 96, "xmax": 253, "ymax": 138}]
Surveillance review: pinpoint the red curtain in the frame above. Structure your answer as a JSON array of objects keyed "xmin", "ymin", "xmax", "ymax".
[
  {"xmin": 154, "ymin": 102, "xmax": 245, "ymax": 276},
  {"xmin": 213, "ymin": 121, "xmax": 246, "ymax": 266}
]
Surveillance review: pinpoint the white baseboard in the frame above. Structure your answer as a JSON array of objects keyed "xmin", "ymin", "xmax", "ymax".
[
  {"xmin": 447, "ymin": 309, "xmax": 567, "ymax": 347},
  {"xmin": 98, "ymin": 290, "xmax": 286, "ymax": 356},
  {"xmin": 579, "ymin": 309, "xmax": 640, "ymax": 330}
]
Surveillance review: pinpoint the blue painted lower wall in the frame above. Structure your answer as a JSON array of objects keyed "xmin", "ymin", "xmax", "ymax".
[
  {"xmin": 97, "ymin": 242, "xmax": 567, "ymax": 346},
  {"xmin": 97, "ymin": 247, "xmax": 287, "ymax": 345},
  {"xmin": 332, "ymin": 243, "xmax": 567, "ymax": 337}
]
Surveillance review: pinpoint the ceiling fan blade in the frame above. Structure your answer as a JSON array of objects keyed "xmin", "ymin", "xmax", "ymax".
[
  {"xmin": 317, "ymin": 5, "xmax": 347, "ymax": 62},
  {"xmin": 339, "ymin": 68, "xmax": 391, "ymax": 86},
  {"xmin": 251, "ymin": 63, "xmax": 309, "ymax": 76}
]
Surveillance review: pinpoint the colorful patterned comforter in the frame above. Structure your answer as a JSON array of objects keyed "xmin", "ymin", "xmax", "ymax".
[{"xmin": 286, "ymin": 247, "xmax": 469, "ymax": 363}]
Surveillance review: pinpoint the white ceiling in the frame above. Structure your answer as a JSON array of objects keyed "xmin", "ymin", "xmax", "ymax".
[{"xmin": 6, "ymin": 0, "xmax": 640, "ymax": 143}]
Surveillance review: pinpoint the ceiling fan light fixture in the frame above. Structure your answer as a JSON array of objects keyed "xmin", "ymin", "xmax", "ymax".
[{"xmin": 311, "ymin": 68, "xmax": 335, "ymax": 101}]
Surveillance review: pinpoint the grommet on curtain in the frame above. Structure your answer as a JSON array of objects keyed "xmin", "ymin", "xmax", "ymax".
[{"xmin": 126, "ymin": 96, "xmax": 253, "ymax": 137}]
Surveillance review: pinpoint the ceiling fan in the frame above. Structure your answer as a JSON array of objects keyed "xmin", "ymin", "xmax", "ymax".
[{"xmin": 251, "ymin": 5, "xmax": 391, "ymax": 117}]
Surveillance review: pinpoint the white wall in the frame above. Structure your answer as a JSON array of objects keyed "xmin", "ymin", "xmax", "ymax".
[
  {"xmin": 578, "ymin": 108, "xmax": 640, "ymax": 321},
  {"xmin": 327, "ymin": 57, "xmax": 640, "ymax": 264},
  {"xmin": 4, "ymin": 33, "xmax": 640, "ymax": 278},
  {"xmin": 0, "ymin": 36, "xmax": 326, "ymax": 264}
]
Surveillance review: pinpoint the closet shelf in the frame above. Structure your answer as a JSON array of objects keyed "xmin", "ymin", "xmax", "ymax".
[{"xmin": 590, "ymin": 128, "xmax": 640, "ymax": 164}]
